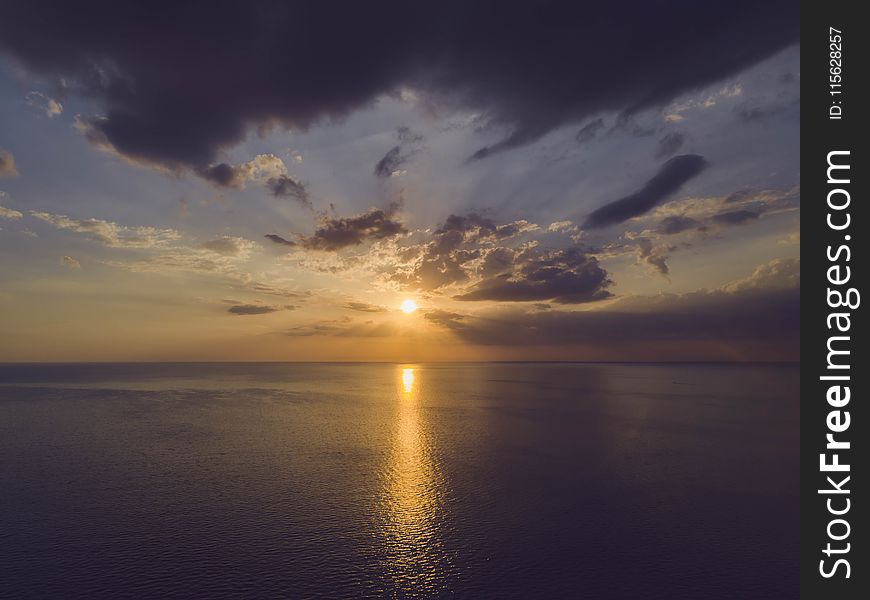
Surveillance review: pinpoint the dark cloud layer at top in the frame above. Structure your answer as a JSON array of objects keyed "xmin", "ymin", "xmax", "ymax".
[
  {"xmin": 584, "ymin": 155, "xmax": 708, "ymax": 229},
  {"xmin": 0, "ymin": 1, "xmax": 797, "ymax": 173}
]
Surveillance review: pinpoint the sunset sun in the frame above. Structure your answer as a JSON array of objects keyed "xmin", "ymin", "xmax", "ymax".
[{"xmin": 400, "ymin": 299, "xmax": 418, "ymax": 314}]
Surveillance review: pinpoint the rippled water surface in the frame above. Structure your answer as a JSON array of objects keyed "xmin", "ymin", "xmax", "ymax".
[{"xmin": 0, "ymin": 363, "xmax": 799, "ymax": 598}]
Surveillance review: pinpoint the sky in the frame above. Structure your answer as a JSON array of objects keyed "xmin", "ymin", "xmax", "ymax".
[{"xmin": 0, "ymin": 1, "xmax": 799, "ymax": 362}]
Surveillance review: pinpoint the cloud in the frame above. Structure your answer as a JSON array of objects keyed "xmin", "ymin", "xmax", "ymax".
[
  {"xmin": 635, "ymin": 238, "xmax": 670, "ymax": 277},
  {"xmin": 284, "ymin": 317, "xmax": 397, "ymax": 338},
  {"xmin": 198, "ymin": 153, "xmax": 287, "ymax": 189},
  {"xmin": 373, "ymin": 127, "xmax": 423, "ymax": 177},
  {"xmin": 584, "ymin": 154, "xmax": 708, "ymax": 229},
  {"xmin": 575, "ymin": 118, "xmax": 605, "ymax": 144},
  {"xmin": 455, "ymin": 246, "xmax": 612, "ymax": 304},
  {"xmin": 655, "ymin": 215, "xmax": 702, "ymax": 235},
  {"xmin": 654, "ymin": 132, "xmax": 685, "ymax": 159},
  {"xmin": 0, "ymin": 205, "xmax": 24, "ymax": 220},
  {"xmin": 264, "ymin": 234, "xmax": 296, "ymax": 247},
  {"xmin": 724, "ymin": 189, "xmax": 754, "ymax": 204},
  {"xmin": 26, "ymin": 91, "xmax": 63, "ymax": 117},
  {"xmin": 343, "ymin": 301, "xmax": 386, "ymax": 313},
  {"xmin": 547, "ymin": 220, "xmax": 577, "ymax": 233},
  {"xmin": 199, "ymin": 236, "xmax": 256, "ymax": 257},
  {"xmin": 30, "ymin": 211, "xmax": 181, "ymax": 248},
  {"xmin": 427, "ymin": 258, "xmax": 800, "ymax": 360},
  {"xmin": 29, "ymin": 210, "xmax": 261, "ymax": 281},
  {"xmin": 265, "ymin": 175, "xmax": 309, "ymax": 204},
  {"xmin": 58, "ymin": 255, "xmax": 81, "ymax": 269},
  {"xmin": 711, "ymin": 209, "xmax": 760, "ymax": 225},
  {"xmin": 227, "ymin": 303, "xmax": 285, "ymax": 315},
  {"xmin": 735, "ymin": 102, "xmax": 788, "ymax": 123},
  {"xmin": 250, "ymin": 283, "xmax": 308, "ymax": 298},
  {"xmin": 391, "ymin": 212, "xmax": 539, "ymax": 291},
  {"xmin": 275, "ymin": 204, "xmax": 407, "ymax": 251},
  {"xmin": 0, "ymin": 1, "xmax": 798, "ymax": 171},
  {"xmin": 648, "ymin": 187, "xmax": 798, "ymax": 231},
  {"xmin": 0, "ymin": 150, "xmax": 18, "ymax": 177},
  {"xmin": 721, "ymin": 257, "xmax": 799, "ymax": 293},
  {"xmin": 594, "ymin": 187, "xmax": 797, "ymax": 279}
]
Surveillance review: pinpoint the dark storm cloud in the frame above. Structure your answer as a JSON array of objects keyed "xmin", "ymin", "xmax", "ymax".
[
  {"xmin": 266, "ymin": 175, "xmax": 309, "ymax": 204},
  {"xmin": 455, "ymin": 246, "xmax": 612, "ymax": 304},
  {"xmin": 654, "ymin": 132, "xmax": 685, "ymax": 159},
  {"xmin": 0, "ymin": 0, "xmax": 798, "ymax": 173},
  {"xmin": 584, "ymin": 155, "xmax": 708, "ymax": 229},
  {"xmin": 267, "ymin": 204, "xmax": 406, "ymax": 252}
]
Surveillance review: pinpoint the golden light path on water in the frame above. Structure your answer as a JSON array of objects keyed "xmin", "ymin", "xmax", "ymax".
[{"xmin": 379, "ymin": 366, "xmax": 448, "ymax": 596}]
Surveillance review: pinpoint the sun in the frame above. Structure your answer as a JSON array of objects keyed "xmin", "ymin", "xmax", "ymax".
[{"xmin": 400, "ymin": 299, "xmax": 418, "ymax": 314}]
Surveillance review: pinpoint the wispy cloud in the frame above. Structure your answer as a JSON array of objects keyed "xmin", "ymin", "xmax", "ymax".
[
  {"xmin": 31, "ymin": 211, "xmax": 181, "ymax": 248},
  {"xmin": 227, "ymin": 303, "xmax": 292, "ymax": 315}
]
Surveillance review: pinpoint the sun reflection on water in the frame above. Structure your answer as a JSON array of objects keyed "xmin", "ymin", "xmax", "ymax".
[
  {"xmin": 380, "ymin": 366, "xmax": 448, "ymax": 595},
  {"xmin": 402, "ymin": 368, "xmax": 415, "ymax": 394}
]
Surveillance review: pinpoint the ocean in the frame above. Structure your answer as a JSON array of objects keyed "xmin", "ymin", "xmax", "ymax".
[{"xmin": 0, "ymin": 363, "xmax": 799, "ymax": 599}]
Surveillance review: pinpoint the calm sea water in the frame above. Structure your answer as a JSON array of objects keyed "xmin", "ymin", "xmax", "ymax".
[{"xmin": 0, "ymin": 363, "xmax": 799, "ymax": 599}]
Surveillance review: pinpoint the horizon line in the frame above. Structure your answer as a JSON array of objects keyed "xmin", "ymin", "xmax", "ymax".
[{"xmin": 0, "ymin": 360, "xmax": 801, "ymax": 366}]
